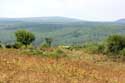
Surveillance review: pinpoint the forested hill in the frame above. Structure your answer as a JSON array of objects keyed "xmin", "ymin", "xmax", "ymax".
[{"xmin": 0, "ymin": 17, "xmax": 125, "ymax": 45}]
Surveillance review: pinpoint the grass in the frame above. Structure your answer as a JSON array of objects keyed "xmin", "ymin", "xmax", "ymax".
[{"xmin": 0, "ymin": 48, "xmax": 125, "ymax": 83}]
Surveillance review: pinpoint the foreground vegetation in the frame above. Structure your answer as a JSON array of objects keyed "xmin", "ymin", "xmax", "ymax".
[{"xmin": 0, "ymin": 48, "xmax": 125, "ymax": 83}]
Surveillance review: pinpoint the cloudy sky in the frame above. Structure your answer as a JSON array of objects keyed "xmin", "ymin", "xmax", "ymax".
[{"xmin": 0, "ymin": 0, "xmax": 125, "ymax": 21}]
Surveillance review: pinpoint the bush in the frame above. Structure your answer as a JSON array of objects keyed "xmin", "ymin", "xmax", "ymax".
[
  {"xmin": 45, "ymin": 37, "xmax": 53, "ymax": 47},
  {"xmin": 13, "ymin": 42, "xmax": 23, "ymax": 49},
  {"xmin": 26, "ymin": 44, "xmax": 34, "ymax": 49},
  {"xmin": 105, "ymin": 35, "xmax": 125, "ymax": 54},
  {"xmin": 5, "ymin": 42, "xmax": 24, "ymax": 49},
  {"xmin": 5, "ymin": 43, "xmax": 13, "ymax": 48},
  {"xmin": 50, "ymin": 49, "xmax": 66, "ymax": 58},
  {"xmin": 83, "ymin": 43, "xmax": 105, "ymax": 54},
  {"xmin": 119, "ymin": 49, "xmax": 125, "ymax": 61},
  {"xmin": 120, "ymin": 48, "xmax": 125, "ymax": 56},
  {"xmin": 0, "ymin": 41, "xmax": 2, "ymax": 48},
  {"xmin": 97, "ymin": 44, "xmax": 105, "ymax": 53},
  {"xmin": 0, "ymin": 44, "xmax": 2, "ymax": 48},
  {"xmin": 42, "ymin": 49, "xmax": 66, "ymax": 58},
  {"xmin": 15, "ymin": 30, "xmax": 35, "ymax": 47},
  {"xmin": 40, "ymin": 43, "xmax": 49, "ymax": 48},
  {"xmin": 0, "ymin": 43, "xmax": 3, "ymax": 48}
]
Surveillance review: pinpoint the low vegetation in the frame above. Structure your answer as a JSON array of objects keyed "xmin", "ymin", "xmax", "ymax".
[
  {"xmin": 2, "ymin": 30, "xmax": 125, "ymax": 57},
  {"xmin": 0, "ymin": 49, "xmax": 125, "ymax": 83}
]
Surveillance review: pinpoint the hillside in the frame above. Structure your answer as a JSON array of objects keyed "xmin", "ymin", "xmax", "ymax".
[
  {"xmin": 0, "ymin": 17, "xmax": 82, "ymax": 23},
  {"xmin": 0, "ymin": 17, "xmax": 125, "ymax": 45}
]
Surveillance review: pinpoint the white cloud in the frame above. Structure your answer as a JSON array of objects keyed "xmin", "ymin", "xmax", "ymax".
[{"xmin": 0, "ymin": 0, "xmax": 125, "ymax": 21}]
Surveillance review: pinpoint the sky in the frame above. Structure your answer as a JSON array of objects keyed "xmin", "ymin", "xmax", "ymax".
[{"xmin": 0, "ymin": 0, "xmax": 125, "ymax": 21}]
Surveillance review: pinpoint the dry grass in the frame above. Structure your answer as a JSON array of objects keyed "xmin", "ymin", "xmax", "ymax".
[{"xmin": 0, "ymin": 48, "xmax": 125, "ymax": 83}]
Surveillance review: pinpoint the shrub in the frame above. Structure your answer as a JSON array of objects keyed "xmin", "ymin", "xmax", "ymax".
[
  {"xmin": 0, "ymin": 44, "xmax": 2, "ymax": 48},
  {"xmin": 119, "ymin": 49, "xmax": 125, "ymax": 61},
  {"xmin": 45, "ymin": 37, "xmax": 53, "ymax": 47},
  {"xmin": 83, "ymin": 43, "xmax": 105, "ymax": 54},
  {"xmin": 26, "ymin": 44, "xmax": 34, "ymax": 49},
  {"xmin": 0, "ymin": 42, "xmax": 3, "ymax": 48},
  {"xmin": 97, "ymin": 44, "xmax": 105, "ymax": 53},
  {"xmin": 40, "ymin": 43, "xmax": 49, "ymax": 48},
  {"xmin": 42, "ymin": 48, "xmax": 66, "ymax": 58},
  {"xmin": 15, "ymin": 30, "xmax": 35, "ymax": 47},
  {"xmin": 120, "ymin": 48, "xmax": 125, "ymax": 57},
  {"xmin": 105, "ymin": 35, "xmax": 125, "ymax": 54},
  {"xmin": 13, "ymin": 42, "xmax": 23, "ymax": 49},
  {"xmin": 50, "ymin": 49, "xmax": 66, "ymax": 58},
  {"xmin": 5, "ymin": 42, "xmax": 23, "ymax": 49},
  {"xmin": 5, "ymin": 43, "xmax": 13, "ymax": 48}
]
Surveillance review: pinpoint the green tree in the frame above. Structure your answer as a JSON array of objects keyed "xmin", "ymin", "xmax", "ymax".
[
  {"xmin": 105, "ymin": 35, "xmax": 125, "ymax": 53},
  {"xmin": 45, "ymin": 37, "xmax": 53, "ymax": 47},
  {"xmin": 15, "ymin": 30, "xmax": 35, "ymax": 47}
]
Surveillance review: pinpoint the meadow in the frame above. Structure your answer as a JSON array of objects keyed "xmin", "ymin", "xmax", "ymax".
[{"xmin": 0, "ymin": 48, "xmax": 125, "ymax": 83}]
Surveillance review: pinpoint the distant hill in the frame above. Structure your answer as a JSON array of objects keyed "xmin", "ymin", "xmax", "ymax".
[
  {"xmin": 0, "ymin": 17, "xmax": 125, "ymax": 45},
  {"xmin": 116, "ymin": 19, "xmax": 125, "ymax": 23},
  {"xmin": 0, "ymin": 17, "xmax": 83, "ymax": 23}
]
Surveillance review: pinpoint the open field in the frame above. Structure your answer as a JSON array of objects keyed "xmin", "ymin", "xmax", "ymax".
[{"xmin": 0, "ymin": 49, "xmax": 125, "ymax": 83}]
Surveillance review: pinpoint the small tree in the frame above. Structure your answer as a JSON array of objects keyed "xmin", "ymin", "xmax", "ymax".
[
  {"xmin": 15, "ymin": 30, "xmax": 35, "ymax": 47},
  {"xmin": 45, "ymin": 37, "xmax": 53, "ymax": 47}
]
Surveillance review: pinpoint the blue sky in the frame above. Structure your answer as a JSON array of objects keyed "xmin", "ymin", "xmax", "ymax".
[{"xmin": 0, "ymin": 0, "xmax": 125, "ymax": 21}]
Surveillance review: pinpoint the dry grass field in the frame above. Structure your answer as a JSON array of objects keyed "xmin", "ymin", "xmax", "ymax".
[{"xmin": 0, "ymin": 48, "xmax": 125, "ymax": 83}]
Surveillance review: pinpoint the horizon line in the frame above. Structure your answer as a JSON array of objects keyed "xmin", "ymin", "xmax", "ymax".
[{"xmin": 0, "ymin": 16, "xmax": 124, "ymax": 22}]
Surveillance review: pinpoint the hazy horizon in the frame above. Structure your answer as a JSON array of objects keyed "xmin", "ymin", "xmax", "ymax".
[{"xmin": 0, "ymin": 0, "xmax": 125, "ymax": 21}]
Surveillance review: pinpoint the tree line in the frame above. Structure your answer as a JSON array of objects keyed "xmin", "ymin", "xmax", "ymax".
[
  {"xmin": 0, "ymin": 29, "xmax": 125, "ymax": 58},
  {"xmin": 0, "ymin": 30, "xmax": 52, "ymax": 49}
]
